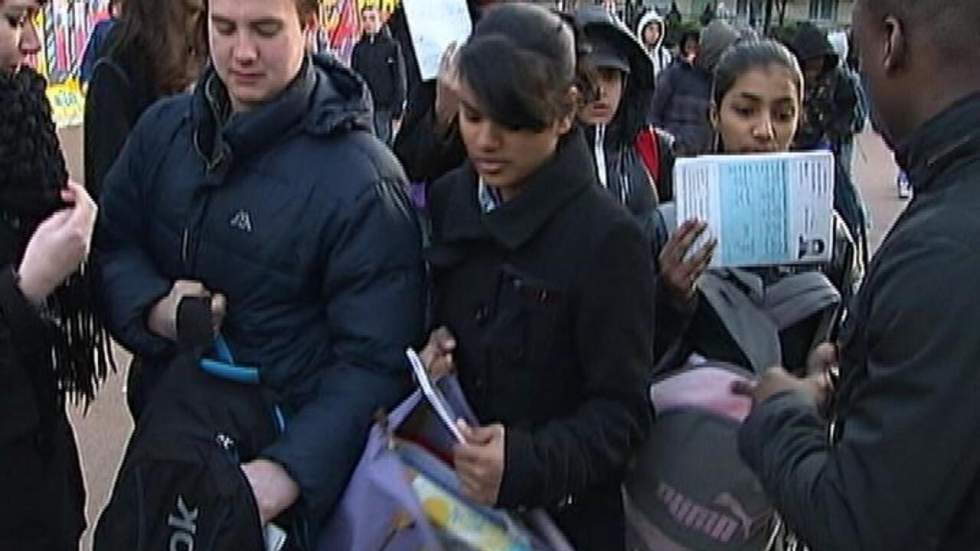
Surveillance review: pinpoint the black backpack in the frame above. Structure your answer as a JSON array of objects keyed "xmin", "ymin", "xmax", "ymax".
[{"xmin": 94, "ymin": 299, "xmax": 278, "ymax": 551}]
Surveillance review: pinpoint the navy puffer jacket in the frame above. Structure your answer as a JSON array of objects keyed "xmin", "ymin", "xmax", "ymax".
[{"xmin": 94, "ymin": 54, "xmax": 425, "ymax": 527}]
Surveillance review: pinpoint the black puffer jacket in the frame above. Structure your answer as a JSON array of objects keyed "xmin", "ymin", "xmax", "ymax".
[{"xmin": 94, "ymin": 54, "xmax": 426, "ymax": 527}]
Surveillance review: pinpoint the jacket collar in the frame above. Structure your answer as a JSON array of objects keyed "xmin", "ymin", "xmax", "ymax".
[
  {"xmin": 897, "ymin": 92, "xmax": 980, "ymax": 194},
  {"xmin": 438, "ymin": 128, "xmax": 597, "ymax": 251},
  {"xmin": 192, "ymin": 58, "xmax": 317, "ymax": 177}
]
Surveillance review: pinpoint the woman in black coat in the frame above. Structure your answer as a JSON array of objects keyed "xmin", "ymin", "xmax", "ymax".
[
  {"xmin": 421, "ymin": 5, "xmax": 654, "ymax": 550},
  {"xmin": 0, "ymin": 13, "xmax": 108, "ymax": 547}
]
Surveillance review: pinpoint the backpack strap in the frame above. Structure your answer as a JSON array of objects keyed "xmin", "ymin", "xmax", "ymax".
[
  {"xmin": 699, "ymin": 270, "xmax": 841, "ymax": 375},
  {"xmin": 764, "ymin": 272, "xmax": 841, "ymax": 333},
  {"xmin": 699, "ymin": 270, "xmax": 782, "ymax": 374}
]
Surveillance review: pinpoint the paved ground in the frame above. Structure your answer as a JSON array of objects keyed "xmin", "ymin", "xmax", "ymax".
[{"xmin": 56, "ymin": 123, "xmax": 909, "ymax": 550}]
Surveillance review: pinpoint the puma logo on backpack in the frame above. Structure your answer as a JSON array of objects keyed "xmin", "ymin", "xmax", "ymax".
[{"xmin": 626, "ymin": 205, "xmax": 843, "ymax": 551}]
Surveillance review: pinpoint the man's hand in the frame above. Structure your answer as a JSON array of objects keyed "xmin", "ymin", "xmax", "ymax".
[
  {"xmin": 732, "ymin": 366, "xmax": 833, "ymax": 411},
  {"xmin": 807, "ymin": 342, "xmax": 839, "ymax": 380},
  {"xmin": 453, "ymin": 421, "xmax": 505, "ymax": 506},
  {"xmin": 241, "ymin": 459, "xmax": 300, "ymax": 525},
  {"xmin": 420, "ymin": 326, "xmax": 456, "ymax": 379},
  {"xmin": 147, "ymin": 280, "xmax": 226, "ymax": 341},
  {"xmin": 18, "ymin": 182, "xmax": 97, "ymax": 304},
  {"xmin": 659, "ymin": 220, "xmax": 716, "ymax": 306}
]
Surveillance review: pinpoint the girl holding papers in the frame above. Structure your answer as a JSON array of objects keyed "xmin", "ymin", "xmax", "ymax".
[
  {"xmin": 420, "ymin": 5, "xmax": 655, "ymax": 550},
  {"xmin": 654, "ymin": 39, "xmax": 865, "ymax": 393}
]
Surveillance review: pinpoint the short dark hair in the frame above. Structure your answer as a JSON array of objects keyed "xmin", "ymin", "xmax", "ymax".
[
  {"xmin": 865, "ymin": 0, "xmax": 980, "ymax": 61},
  {"xmin": 712, "ymin": 39, "xmax": 803, "ymax": 108},
  {"xmin": 457, "ymin": 3, "xmax": 587, "ymax": 131}
]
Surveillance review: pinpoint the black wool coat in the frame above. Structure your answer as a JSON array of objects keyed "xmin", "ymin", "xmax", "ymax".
[{"xmin": 427, "ymin": 129, "xmax": 655, "ymax": 550}]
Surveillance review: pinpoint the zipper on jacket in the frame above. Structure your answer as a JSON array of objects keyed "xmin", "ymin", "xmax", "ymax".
[{"xmin": 181, "ymin": 229, "xmax": 190, "ymax": 266}]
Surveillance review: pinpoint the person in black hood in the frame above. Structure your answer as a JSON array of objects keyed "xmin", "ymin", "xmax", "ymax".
[
  {"xmin": 93, "ymin": 0, "xmax": 425, "ymax": 539},
  {"xmin": 420, "ymin": 5, "xmax": 654, "ymax": 549},
  {"xmin": 736, "ymin": 0, "xmax": 980, "ymax": 548},
  {"xmin": 790, "ymin": 23, "xmax": 861, "ymax": 154},
  {"xmin": 576, "ymin": 6, "xmax": 676, "ymax": 215}
]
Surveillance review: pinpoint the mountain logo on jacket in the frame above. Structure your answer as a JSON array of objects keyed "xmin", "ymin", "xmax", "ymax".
[{"xmin": 230, "ymin": 210, "xmax": 253, "ymax": 233}]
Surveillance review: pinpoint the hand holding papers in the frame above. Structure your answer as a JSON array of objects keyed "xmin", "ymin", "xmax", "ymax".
[
  {"xmin": 674, "ymin": 151, "xmax": 836, "ymax": 268},
  {"xmin": 407, "ymin": 348, "xmax": 466, "ymax": 444}
]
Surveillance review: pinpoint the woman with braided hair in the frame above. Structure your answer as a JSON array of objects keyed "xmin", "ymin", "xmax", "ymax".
[{"xmin": 1, "ymin": 1, "xmax": 112, "ymax": 548}]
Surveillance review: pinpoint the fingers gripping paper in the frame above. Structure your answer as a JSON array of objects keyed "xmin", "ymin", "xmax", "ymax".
[
  {"xmin": 404, "ymin": 0, "xmax": 473, "ymax": 81},
  {"xmin": 675, "ymin": 151, "xmax": 835, "ymax": 268}
]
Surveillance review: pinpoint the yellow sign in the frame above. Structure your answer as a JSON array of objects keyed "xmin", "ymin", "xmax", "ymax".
[{"xmin": 46, "ymin": 79, "xmax": 86, "ymax": 129}]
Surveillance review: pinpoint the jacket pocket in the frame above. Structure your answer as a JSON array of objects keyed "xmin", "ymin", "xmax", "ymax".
[{"xmin": 493, "ymin": 265, "xmax": 568, "ymax": 378}]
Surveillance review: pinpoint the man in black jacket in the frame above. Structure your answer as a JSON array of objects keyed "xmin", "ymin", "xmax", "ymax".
[
  {"xmin": 351, "ymin": 6, "xmax": 406, "ymax": 145},
  {"xmin": 94, "ymin": 0, "xmax": 424, "ymax": 538},
  {"xmin": 735, "ymin": 0, "xmax": 980, "ymax": 549}
]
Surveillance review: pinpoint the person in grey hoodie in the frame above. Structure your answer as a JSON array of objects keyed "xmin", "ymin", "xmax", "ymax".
[
  {"xmin": 648, "ymin": 19, "xmax": 740, "ymax": 156},
  {"xmin": 637, "ymin": 9, "xmax": 671, "ymax": 79}
]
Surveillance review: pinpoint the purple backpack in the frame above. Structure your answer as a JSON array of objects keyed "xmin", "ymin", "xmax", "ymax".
[{"xmin": 317, "ymin": 374, "xmax": 574, "ymax": 551}]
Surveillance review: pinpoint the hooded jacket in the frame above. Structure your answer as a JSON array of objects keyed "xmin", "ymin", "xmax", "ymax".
[
  {"xmin": 649, "ymin": 20, "xmax": 739, "ymax": 156},
  {"xmin": 791, "ymin": 23, "xmax": 858, "ymax": 150},
  {"xmin": 577, "ymin": 7, "xmax": 670, "ymax": 228},
  {"xmin": 94, "ymin": 54, "xmax": 426, "ymax": 528},
  {"xmin": 791, "ymin": 23, "xmax": 839, "ymax": 70},
  {"xmin": 637, "ymin": 10, "xmax": 671, "ymax": 78}
]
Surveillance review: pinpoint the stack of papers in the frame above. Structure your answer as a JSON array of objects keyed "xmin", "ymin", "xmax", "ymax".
[{"xmin": 674, "ymin": 151, "xmax": 836, "ymax": 268}]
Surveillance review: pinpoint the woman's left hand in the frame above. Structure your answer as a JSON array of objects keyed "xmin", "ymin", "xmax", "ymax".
[{"xmin": 453, "ymin": 421, "xmax": 506, "ymax": 506}]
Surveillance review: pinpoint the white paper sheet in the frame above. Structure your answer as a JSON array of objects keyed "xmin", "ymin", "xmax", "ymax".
[
  {"xmin": 674, "ymin": 151, "xmax": 836, "ymax": 268},
  {"xmin": 403, "ymin": 0, "xmax": 472, "ymax": 81}
]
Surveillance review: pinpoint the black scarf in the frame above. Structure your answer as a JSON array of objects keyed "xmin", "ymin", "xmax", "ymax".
[{"xmin": 0, "ymin": 67, "xmax": 114, "ymax": 405}]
